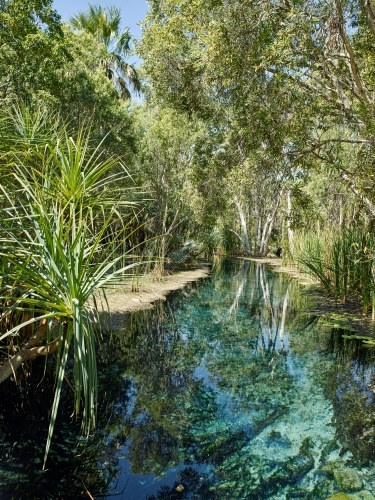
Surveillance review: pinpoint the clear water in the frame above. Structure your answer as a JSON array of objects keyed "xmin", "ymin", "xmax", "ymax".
[
  {"xmin": 2, "ymin": 259, "xmax": 375, "ymax": 499},
  {"xmin": 103, "ymin": 260, "xmax": 375, "ymax": 499}
]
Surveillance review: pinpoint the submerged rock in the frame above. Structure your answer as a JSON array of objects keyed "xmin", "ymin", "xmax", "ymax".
[
  {"xmin": 333, "ymin": 467, "xmax": 364, "ymax": 492},
  {"xmin": 323, "ymin": 462, "xmax": 364, "ymax": 493},
  {"xmin": 327, "ymin": 494, "xmax": 351, "ymax": 500},
  {"xmin": 348, "ymin": 491, "xmax": 375, "ymax": 500}
]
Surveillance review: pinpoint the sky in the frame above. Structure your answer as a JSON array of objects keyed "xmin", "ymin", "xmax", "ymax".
[{"xmin": 52, "ymin": 0, "xmax": 149, "ymax": 64}]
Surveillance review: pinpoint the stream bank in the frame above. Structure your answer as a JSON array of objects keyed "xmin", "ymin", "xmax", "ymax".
[
  {"xmin": 243, "ymin": 256, "xmax": 375, "ymax": 338},
  {"xmin": 97, "ymin": 268, "xmax": 210, "ymax": 330}
]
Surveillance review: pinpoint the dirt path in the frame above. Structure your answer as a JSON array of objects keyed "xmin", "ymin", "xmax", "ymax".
[{"xmin": 97, "ymin": 268, "xmax": 210, "ymax": 330}]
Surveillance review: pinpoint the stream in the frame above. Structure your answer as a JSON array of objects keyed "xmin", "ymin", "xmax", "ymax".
[
  {"xmin": 2, "ymin": 259, "xmax": 375, "ymax": 499},
  {"xmin": 103, "ymin": 259, "xmax": 375, "ymax": 499}
]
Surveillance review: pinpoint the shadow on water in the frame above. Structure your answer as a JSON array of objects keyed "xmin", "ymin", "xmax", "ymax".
[
  {"xmin": 0, "ymin": 339, "xmax": 131, "ymax": 499},
  {"xmin": 102, "ymin": 260, "xmax": 375, "ymax": 499},
  {"xmin": 3, "ymin": 259, "xmax": 375, "ymax": 498}
]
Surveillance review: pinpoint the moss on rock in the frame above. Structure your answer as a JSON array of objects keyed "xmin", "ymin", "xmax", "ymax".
[
  {"xmin": 333, "ymin": 466, "xmax": 363, "ymax": 492},
  {"xmin": 326, "ymin": 494, "xmax": 351, "ymax": 500},
  {"xmin": 348, "ymin": 491, "xmax": 375, "ymax": 500},
  {"xmin": 322, "ymin": 462, "xmax": 364, "ymax": 493}
]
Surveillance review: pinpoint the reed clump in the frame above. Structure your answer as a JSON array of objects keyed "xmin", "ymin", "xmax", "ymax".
[{"xmin": 292, "ymin": 228, "xmax": 375, "ymax": 318}]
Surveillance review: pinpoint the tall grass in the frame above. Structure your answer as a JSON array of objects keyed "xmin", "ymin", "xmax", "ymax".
[{"xmin": 292, "ymin": 227, "xmax": 375, "ymax": 316}]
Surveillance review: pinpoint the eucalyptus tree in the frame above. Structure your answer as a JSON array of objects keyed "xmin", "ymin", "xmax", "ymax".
[
  {"xmin": 132, "ymin": 105, "xmax": 202, "ymax": 271},
  {"xmin": 140, "ymin": 0, "xmax": 375, "ymax": 242},
  {"xmin": 0, "ymin": 0, "xmax": 68, "ymax": 101},
  {"xmin": 70, "ymin": 4, "xmax": 141, "ymax": 100},
  {"xmin": 139, "ymin": 0, "xmax": 322, "ymax": 254},
  {"xmin": 140, "ymin": 0, "xmax": 375, "ymax": 142}
]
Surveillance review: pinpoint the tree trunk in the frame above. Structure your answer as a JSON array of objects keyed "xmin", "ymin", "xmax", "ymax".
[
  {"xmin": 286, "ymin": 189, "xmax": 294, "ymax": 252},
  {"xmin": 234, "ymin": 196, "xmax": 251, "ymax": 254},
  {"xmin": 255, "ymin": 199, "xmax": 262, "ymax": 251},
  {"xmin": 0, "ymin": 320, "xmax": 59, "ymax": 384},
  {"xmin": 259, "ymin": 190, "xmax": 283, "ymax": 257}
]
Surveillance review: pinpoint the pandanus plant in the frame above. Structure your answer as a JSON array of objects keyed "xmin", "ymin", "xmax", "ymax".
[{"xmin": 0, "ymin": 108, "xmax": 139, "ymax": 467}]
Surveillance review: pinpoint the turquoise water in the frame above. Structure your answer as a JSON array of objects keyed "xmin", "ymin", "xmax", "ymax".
[
  {"xmin": 2, "ymin": 259, "xmax": 375, "ymax": 499},
  {"xmin": 104, "ymin": 260, "xmax": 375, "ymax": 499}
]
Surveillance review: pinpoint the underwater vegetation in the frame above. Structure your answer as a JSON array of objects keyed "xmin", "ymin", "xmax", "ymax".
[
  {"xmin": 3, "ymin": 260, "xmax": 375, "ymax": 499},
  {"xmin": 103, "ymin": 261, "xmax": 375, "ymax": 499}
]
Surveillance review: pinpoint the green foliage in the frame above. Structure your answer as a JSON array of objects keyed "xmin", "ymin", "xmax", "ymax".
[
  {"xmin": 0, "ymin": 0, "xmax": 68, "ymax": 101},
  {"xmin": 0, "ymin": 1, "xmax": 137, "ymax": 156},
  {"xmin": 70, "ymin": 4, "xmax": 141, "ymax": 100},
  {"xmin": 140, "ymin": 0, "xmax": 375, "ymax": 261},
  {"xmin": 131, "ymin": 104, "xmax": 203, "ymax": 267},
  {"xmin": 0, "ymin": 106, "xmax": 140, "ymax": 467},
  {"xmin": 294, "ymin": 228, "xmax": 375, "ymax": 315}
]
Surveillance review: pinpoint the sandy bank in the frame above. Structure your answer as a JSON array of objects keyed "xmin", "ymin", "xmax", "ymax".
[
  {"xmin": 241, "ymin": 256, "xmax": 317, "ymax": 286},
  {"xmin": 98, "ymin": 268, "xmax": 210, "ymax": 330}
]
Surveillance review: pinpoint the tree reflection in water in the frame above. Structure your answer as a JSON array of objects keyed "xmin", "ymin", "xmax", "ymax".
[
  {"xmin": 3, "ymin": 260, "xmax": 375, "ymax": 499},
  {"xmin": 105, "ymin": 260, "xmax": 375, "ymax": 499}
]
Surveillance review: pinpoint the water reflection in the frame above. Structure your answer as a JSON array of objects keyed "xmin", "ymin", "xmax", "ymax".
[
  {"xmin": 104, "ymin": 260, "xmax": 375, "ymax": 499},
  {"xmin": 0, "ymin": 350, "xmax": 128, "ymax": 499},
  {"xmin": 2, "ymin": 260, "xmax": 375, "ymax": 498}
]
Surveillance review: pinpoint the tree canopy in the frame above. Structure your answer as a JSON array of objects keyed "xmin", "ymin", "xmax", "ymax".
[{"xmin": 2, "ymin": 0, "xmax": 375, "ymax": 487}]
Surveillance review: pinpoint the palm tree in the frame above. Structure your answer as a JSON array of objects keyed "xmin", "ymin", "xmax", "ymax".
[{"xmin": 70, "ymin": 4, "xmax": 141, "ymax": 99}]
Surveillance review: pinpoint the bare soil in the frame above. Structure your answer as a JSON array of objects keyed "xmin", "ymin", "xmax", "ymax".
[{"xmin": 97, "ymin": 268, "xmax": 210, "ymax": 330}]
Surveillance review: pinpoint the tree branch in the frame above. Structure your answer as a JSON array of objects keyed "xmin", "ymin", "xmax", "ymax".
[
  {"xmin": 228, "ymin": 228, "xmax": 244, "ymax": 245},
  {"xmin": 360, "ymin": 0, "xmax": 375, "ymax": 41},
  {"xmin": 0, "ymin": 320, "xmax": 59, "ymax": 384},
  {"xmin": 334, "ymin": 0, "xmax": 372, "ymax": 105},
  {"xmin": 339, "ymin": 171, "xmax": 375, "ymax": 217}
]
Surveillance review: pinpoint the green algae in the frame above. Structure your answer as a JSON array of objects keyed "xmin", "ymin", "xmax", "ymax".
[
  {"xmin": 327, "ymin": 494, "xmax": 352, "ymax": 500},
  {"xmin": 348, "ymin": 491, "xmax": 375, "ymax": 500}
]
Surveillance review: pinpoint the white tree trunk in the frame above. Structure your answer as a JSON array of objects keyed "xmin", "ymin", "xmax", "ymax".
[
  {"xmin": 259, "ymin": 190, "xmax": 283, "ymax": 257},
  {"xmin": 286, "ymin": 189, "xmax": 294, "ymax": 252},
  {"xmin": 234, "ymin": 196, "xmax": 251, "ymax": 254}
]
